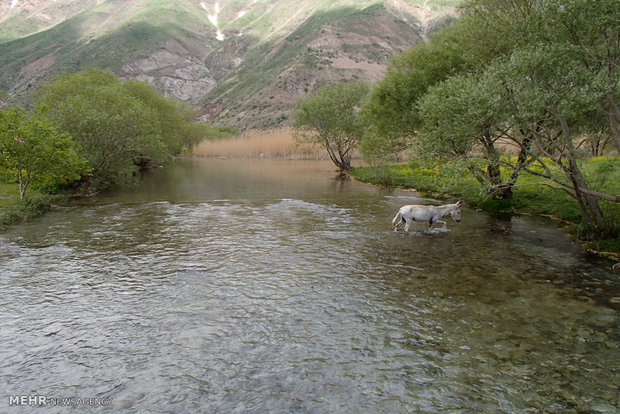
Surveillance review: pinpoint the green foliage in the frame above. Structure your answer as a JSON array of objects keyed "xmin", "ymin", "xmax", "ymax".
[
  {"xmin": 0, "ymin": 108, "xmax": 87, "ymax": 199},
  {"xmin": 17, "ymin": 193, "xmax": 52, "ymax": 218},
  {"xmin": 200, "ymin": 125, "xmax": 240, "ymax": 140},
  {"xmin": 34, "ymin": 68, "xmax": 205, "ymax": 190},
  {"xmin": 0, "ymin": 191, "xmax": 51, "ymax": 226},
  {"xmin": 361, "ymin": 0, "xmax": 535, "ymax": 163},
  {"xmin": 293, "ymin": 80, "xmax": 369, "ymax": 171},
  {"xmin": 359, "ymin": 130, "xmax": 409, "ymax": 166},
  {"xmin": 123, "ymin": 79, "xmax": 204, "ymax": 153},
  {"xmin": 362, "ymin": 0, "xmax": 619, "ymax": 239},
  {"xmin": 581, "ymin": 157, "xmax": 620, "ymax": 195},
  {"xmin": 351, "ymin": 156, "xmax": 620, "ymax": 253},
  {"xmin": 360, "ymin": 28, "xmax": 466, "ymax": 163},
  {"xmin": 35, "ymin": 69, "xmax": 162, "ymax": 188},
  {"xmin": 417, "ymin": 73, "xmax": 503, "ymax": 156},
  {"xmin": 0, "ymin": 205, "xmax": 21, "ymax": 226}
]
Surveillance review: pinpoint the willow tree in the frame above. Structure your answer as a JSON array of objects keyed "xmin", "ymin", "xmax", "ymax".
[
  {"xmin": 360, "ymin": 28, "xmax": 466, "ymax": 165},
  {"xmin": 417, "ymin": 72, "xmax": 520, "ymax": 199},
  {"xmin": 498, "ymin": 44, "xmax": 619, "ymax": 238},
  {"xmin": 536, "ymin": 0, "xmax": 620, "ymax": 153},
  {"xmin": 33, "ymin": 69, "xmax": 166, "ymax": 189},
  {"xmin": 293, "ymin": 80, "xmax": 369, "ymax": 172},
  {"xmin": 33, "ymin": 68, "xmax": 214, "ymax": 191},
  {"xmin": 415, "ymin": 0, "xmax": 619, "ymax": 237}
]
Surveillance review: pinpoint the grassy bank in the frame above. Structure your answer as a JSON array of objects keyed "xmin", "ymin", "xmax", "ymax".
[
  {"xmin": 351, "ymin": 157, "xmax": 620, "ymax": 256},
  {"xmin": 0, "ymin": 183, "xmax": 51, "ymax": 226}
]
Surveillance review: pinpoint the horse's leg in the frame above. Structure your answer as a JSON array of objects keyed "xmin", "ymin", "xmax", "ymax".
[
  {"xmin": 428, "ymin": 218, "xmax": 434, "ymax": 230},
  {"xmin": 404, "ymin": 218, "xmax": 411, "ymax": 232},
  {"xmin": 393, "ymin": 212, "xmax": 403, "ymax": 231},
  {"xmin": 436, "ymin": 219, "xmax": 447, "ymax": 229}
]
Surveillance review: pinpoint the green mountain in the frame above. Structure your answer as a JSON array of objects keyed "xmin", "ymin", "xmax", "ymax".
[{"xmin": 0, "ymin": 0, "xmax": 460, "ymax": 128}]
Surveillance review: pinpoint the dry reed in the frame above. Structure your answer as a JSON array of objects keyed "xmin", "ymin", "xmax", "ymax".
[{"xmin": 192, "ymin": 128, "xmax": 328, "ymax": 159}]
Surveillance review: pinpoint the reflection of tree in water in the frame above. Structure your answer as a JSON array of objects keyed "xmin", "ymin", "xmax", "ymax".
[
  {"xmin": 486, "ymin": 211, "xmax": 513, "ymax": 234},
  {"xmin": 330, "ymin": 173, "xmax": 351, "ymax": 190}
]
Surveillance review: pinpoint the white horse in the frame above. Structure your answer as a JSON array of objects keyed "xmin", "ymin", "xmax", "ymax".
[{"xmin": 392, "ymin": 201, "xmax": 462, "ymax": 232}]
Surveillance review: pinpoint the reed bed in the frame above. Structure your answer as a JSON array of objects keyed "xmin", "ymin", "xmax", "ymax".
[{"xmin": 192, "ymin": 128, "xmax": 327, "ymax": 159}]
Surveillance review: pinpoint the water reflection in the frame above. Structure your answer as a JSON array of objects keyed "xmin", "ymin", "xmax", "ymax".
[{"xmin": 0, "ymin": 159, "xmax": 618, "ymax": 413}]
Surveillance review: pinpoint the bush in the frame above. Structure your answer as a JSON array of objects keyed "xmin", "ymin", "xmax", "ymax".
[
  {"xmin": 0, "ymin": 193, "xmax": 50, "ymax": 226},
  {"xmin": 18, "ymin": 193, "xmax": 51, "ymax": 218},
  {"xmin": 34, "ymin": 69, "xmax": 207, "ymax": 192},
  {"xmin": 0, "ymin": 207, "xmax": 21, "ymax": 226}
]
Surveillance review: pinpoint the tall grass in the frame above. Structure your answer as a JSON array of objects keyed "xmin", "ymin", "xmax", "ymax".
[{"xmin": 192, "ymin": 128, "xmax": 328, "ymax": 159}]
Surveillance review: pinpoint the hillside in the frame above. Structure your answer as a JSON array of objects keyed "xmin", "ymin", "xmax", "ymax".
[{"xmin": 0, "ymin": 0, "xmax": 460, "ymax": 129}]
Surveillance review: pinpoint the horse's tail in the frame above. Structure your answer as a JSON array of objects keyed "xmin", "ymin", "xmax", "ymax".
[{"xmin": 392, "ymin": 211, "xmax": 403, "ymax": 228}]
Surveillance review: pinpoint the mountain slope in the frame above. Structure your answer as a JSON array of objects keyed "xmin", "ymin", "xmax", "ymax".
[
  {"xmin": 203, "ymin": 4, "xmax": 423, "ymax": 128},
  {"xmin": 0, "ymin": 0, "xmax": 222, "ymax": 100},
  {"xmin": 0, "ymin": 0, "xmax": 460, "ymax": 129},
  {"xmin": 0, "ymin": 0, "xmax": 100, "ymax": 42}
]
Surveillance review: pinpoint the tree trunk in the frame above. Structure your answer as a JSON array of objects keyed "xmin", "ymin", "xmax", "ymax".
[
  {"xmin": 557, "ymin": 113, "xmax": 610, "ymax": 238},
  {"xmin": 486, "ymin": 161, "xmax": 513, "ymax": 199},
  {"xmin": 567, "ymin": 157, "xmax": 609, "ymax": 238},
  {"xmin": 484, "ymin": 135, "xmax": 512, "ymax": 199},
  {"xmin": 607, "ymin": 93, "xmax": 620, "ymax": 152},
  {"xmin": 505, "ymin": 130, "xmax": 534, "ymax": 196},
  {"xmin": 17, "ymin": 170, "xmax": 27, "ymax": 200},
  {"xmin": 323, "ymin": 136, "xmax": 352, "ymax": 172}
]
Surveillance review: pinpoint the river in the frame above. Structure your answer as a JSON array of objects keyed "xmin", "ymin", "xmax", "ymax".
[{"xmin": 1, "ymin": 158, "xmax": 618, "ymax": 413}]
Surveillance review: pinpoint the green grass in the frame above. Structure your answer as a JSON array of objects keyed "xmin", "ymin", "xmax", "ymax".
[
  {"xmin": 0, "ymin": 181, "xmax": 21, "ymax": 226},
  {"xmin": 0, "ymin": 182, "xmax": 17, "ymax": 196},
  {"xmin": 0, "ymin": 181, "xmax": 19, "ymax": 211},
  {"xmin": 351, "ymin": 157, "xmax": 620, "ymax": 256}
]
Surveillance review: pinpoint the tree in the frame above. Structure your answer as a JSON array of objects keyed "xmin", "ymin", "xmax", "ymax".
[
  {"xmin": 418, "ymin": 2, "xmax": 618, "ymax": 236},
  {"xmin": 122, "ymin": 79, "xmax": 204, "ymax": 155},
  {"xmin": 496, "ymin": 44, "xmax": 618, "ymax": 238},
  {"xmin": 362, "ymin": 0, "xmax": 618, "ymax": 238},
  {"xmin": 360, "ymin": 0, "xmax": 543, "ymax": 165},
  {"xmin": 34, "ymin": 69, "xmax": 191, "ymax": 190},
  {"xmin": 0, "ymin": 108, "xmax": 87, "ymax": 199},
  {"xmin": 360, "ymin": 31, "xmax": 465, "ymax": 164},
  {"xmin": 463, "ymin": 0, "xmax": 620, "ymax": 238},
  {"xmin": 534, "ymin": 0, "xmax": 620, "ymax": 152},
  {"xmin": 417, "ymin": 72, "xmax": 521, "ymax": 199},
  {"xmin": 293, "ymin": 81, "xmax": 369, "ymax": 172}
]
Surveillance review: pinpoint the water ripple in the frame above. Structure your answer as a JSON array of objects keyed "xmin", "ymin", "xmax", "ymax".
[{"xmin": 1, "ymin": 187, "xmax": 618, "ymax": 413}]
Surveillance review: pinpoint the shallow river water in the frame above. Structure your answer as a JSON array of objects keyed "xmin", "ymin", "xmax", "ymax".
[{"xmin": 1, "ymin": 159, "xmax": 618, "ymax": 413}]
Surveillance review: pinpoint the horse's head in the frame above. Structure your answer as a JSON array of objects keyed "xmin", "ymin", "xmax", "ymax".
[{"xmin": 451, "ymin": 201, "xmax": 462, "ymax": 222}]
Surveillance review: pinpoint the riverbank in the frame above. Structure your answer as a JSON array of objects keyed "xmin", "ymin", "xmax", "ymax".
[
  {"xmin": 0, "ymin": 183, "xmax": 52, "ymax": 226},
  {"xmin": 350, "ymin": 158, "xmax": 620, "ymax": 258}
]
